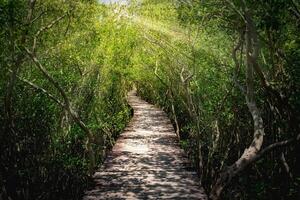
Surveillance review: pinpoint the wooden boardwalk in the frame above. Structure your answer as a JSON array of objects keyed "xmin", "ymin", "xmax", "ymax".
[{"xmin": 83, "ymin": 91, "xmax": 207, "ymax": 199}]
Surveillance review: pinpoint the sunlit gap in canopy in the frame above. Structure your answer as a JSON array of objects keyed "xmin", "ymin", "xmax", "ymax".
[
  {"xmin": 98, "ymin": 0, "xmax": 129, "ymax": 5},
  {"xmin": 98, "ymin": 0, "xmax": 188, "ymax": 43}
]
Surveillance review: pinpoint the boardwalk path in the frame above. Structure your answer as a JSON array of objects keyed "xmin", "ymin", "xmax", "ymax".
[{"xmin": 83, "ymin": 91, "xmax": 207, "ymax": 199}]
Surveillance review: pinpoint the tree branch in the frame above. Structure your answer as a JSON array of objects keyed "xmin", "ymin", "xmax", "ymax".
[
  {"xmin": 32, "ymin": 12, "xmax": 68, "ymax": 52},
  {"xmin": 25, "ymin": 48, "xmax": 71, "ymax": 109},
  {"xmin": 154, "ymin": 60, "xmax": 168, "ymax": 87},
  {"xmin": 30, "ymin": 9, "xmax": 47, "ymax": 25},
  {"xmin": 251, "ymin": 133, "xmax": 300, "ymax": 163},
  {"xmin": 15, "ymin": 73, "xmax": 64, "ymax": 107},
  {"xmin": 232, "ymin": 32, "xmax": 246, "ymax": 94},
  {"xmin": 5, "ymin": 0, "xmax": 36, "ymax": 129},
  {"xmin": 180, "ymin": 66, "xmax": 194, "ymax": 84},
  {"xmin": 24, "ymin": 48, "xmax": 96, "ymax": 174},
  {"xmin": 291, "ymin": 0, "xmax": 300, "ymax": 20}
]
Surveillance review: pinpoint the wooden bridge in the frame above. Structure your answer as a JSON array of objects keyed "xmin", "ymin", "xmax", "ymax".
[{"xmin": 83, "ymin": 91, "xmax": 207, "ymax": 199}]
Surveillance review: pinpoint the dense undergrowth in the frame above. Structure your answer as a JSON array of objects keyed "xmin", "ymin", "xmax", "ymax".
[{"xmin": 1, "ymin": 0, "xmax": 299, "ymax": 200}]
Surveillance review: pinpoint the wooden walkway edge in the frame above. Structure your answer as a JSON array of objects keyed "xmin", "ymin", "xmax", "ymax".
[{"xmin": 83, "ymin": 90, "xmax": 207, "ymax": 199}]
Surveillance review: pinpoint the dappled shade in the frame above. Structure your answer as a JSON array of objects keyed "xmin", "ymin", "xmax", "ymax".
[{"xmin": 83, "ymin": 91, "xmax": 207, "ymax": 199}]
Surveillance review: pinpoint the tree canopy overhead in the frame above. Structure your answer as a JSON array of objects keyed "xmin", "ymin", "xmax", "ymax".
[{"xmin": 0, "ymin": 0, "xmax": 299, "ymax": 199}]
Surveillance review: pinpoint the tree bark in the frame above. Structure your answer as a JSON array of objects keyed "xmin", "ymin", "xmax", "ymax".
[{"xmin": 209, "ymin": 5, "xmax": 265, "ymax": 200}]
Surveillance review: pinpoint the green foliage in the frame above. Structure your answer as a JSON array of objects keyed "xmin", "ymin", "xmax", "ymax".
[
  {"xmin": 131, "ymin": 0, "xmax": 300, "ymax": 199},
  {"xmin": 0, "ymin": 1, "xmax": 135, "ymax": 199}
]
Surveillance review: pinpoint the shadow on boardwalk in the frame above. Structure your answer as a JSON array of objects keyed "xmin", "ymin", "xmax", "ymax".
[{"xmin": 83, "ymin": 91, "xmax": 207, "ymax": 199}]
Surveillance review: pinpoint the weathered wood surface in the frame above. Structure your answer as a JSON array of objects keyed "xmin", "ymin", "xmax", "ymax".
[{"xmin": 83, "ymin": 91, "xmax": 207, "ymax": 199}]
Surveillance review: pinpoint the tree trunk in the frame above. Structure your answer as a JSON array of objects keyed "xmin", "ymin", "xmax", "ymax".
[
  {"xmin": 25, "ymin": 49, "xmax": 96, "ymax": 175},
  {"xmin": 5, "ymin": 0, "xmax": 36, "ymax": 130},
  {"xmin": 209, "ymin": 6, "xmax": 265, "ymax": 199}
]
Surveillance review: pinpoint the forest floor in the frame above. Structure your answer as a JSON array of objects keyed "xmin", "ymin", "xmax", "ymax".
[{"xmin": 83, "ymin": 90, "xmax": 207, "ymax": 199}]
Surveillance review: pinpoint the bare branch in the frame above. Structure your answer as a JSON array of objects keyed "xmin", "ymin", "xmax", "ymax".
[
  {"xmin": 291, "ymin": 0, "xmax": 300, "ymax": 20},
  {"xmin": 210, "ymin": 5, "xmax": 265, "ymax": 199},
  {"xmin": 4, "ymin": 0, "xmax": 36, "ymax": 129},
  {"xmin": 280, "ymin": 153, "xmax": 293, "ymax": 179},
  {"xmin": 25, "ymin": 47, "xmax": 71, "ymax": 108},
  {"xmin": 24, "ymin": 48, "xmax": 96, "ymax": 173},
  {"xmin": 26, "ymin": 0, "xmax": 37, "ymax": 24},
  {"xmin": 154, "ymin": 60, "xmax": 168, "ymax": 87},
  {"xmin": 15, "ymin": 73, "xmax": 64, "ymax": 107},
  {"xmin": 251, "ymin": 133, "xmax": 300, "ymax": 163},
  {"xmin": 30, "ymin": 9, "xmax": 47, "ymax": 24},
  {"xmin": 32, "ymin": 12, "xmax": 68, "ymax": 52},
  {"xmin": 143, "ymin": 33, "xmax": 194, "ymax": 61},
  {"xmin": 180, "ymin": 66, "xmax": 194, "ymax": 84},
  {"xmin": 225, "ymin": 0, "xmax": 246, "ymax": 23},
  {"xmin": 232, "ymin": 32, "xmax": 246, "ymax": 94}
]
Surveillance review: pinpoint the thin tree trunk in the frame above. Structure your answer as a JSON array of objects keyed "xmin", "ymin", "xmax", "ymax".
[
  {"xmin": 5, "ymin": 0, "xmax": 36, "ymax": 130},
  {"xmin": 210, "ymin": 6, "xmax": 265, "ymax": 199},
  {"xmin": 25, "ymin": 48, "xmax": 96, "ymax": 174}
]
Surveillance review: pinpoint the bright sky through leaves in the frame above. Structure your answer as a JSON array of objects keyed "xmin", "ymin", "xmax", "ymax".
[{"xmin": 98, "ymin": 0, "xmax": 128, "ymax": 4}]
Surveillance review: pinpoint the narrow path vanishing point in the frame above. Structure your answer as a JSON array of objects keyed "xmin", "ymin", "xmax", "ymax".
[{"xmin": 83, "ymin": 91, "xmax": 207, "ymax": 199}]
